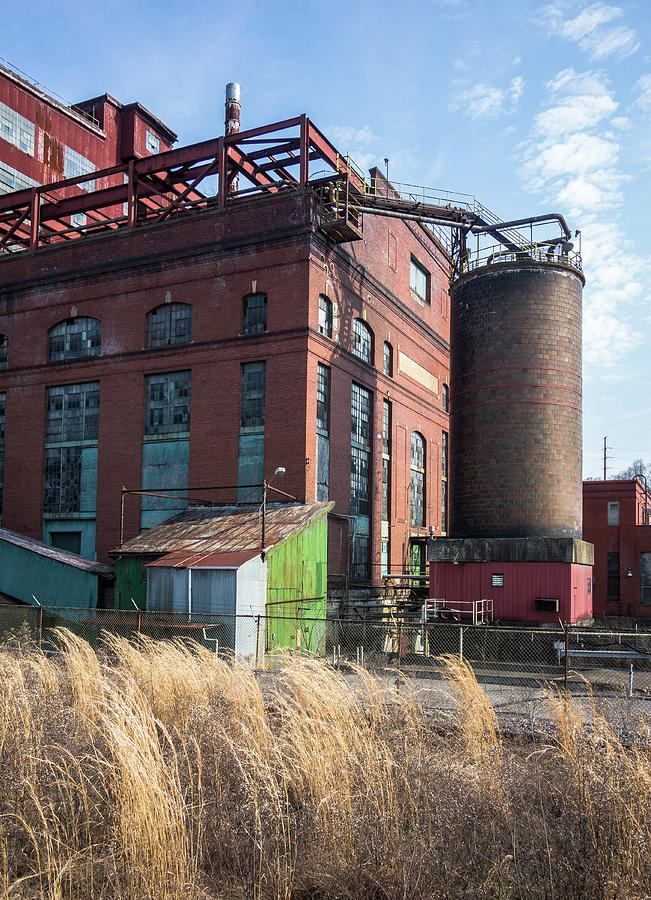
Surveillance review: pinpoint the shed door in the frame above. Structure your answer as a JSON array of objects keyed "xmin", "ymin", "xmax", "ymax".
[{"xmin": 190, "ymin": 569, "xmax": 237, "ymax": 615}]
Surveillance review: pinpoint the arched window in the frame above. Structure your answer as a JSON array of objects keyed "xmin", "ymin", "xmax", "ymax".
[
  {"xmin": 242, "ymin": 293, "xmax": 267, "ymax": 334},
  {"xmin": 48, "ymin": 317, "xmax": 101, "ymax": 362},
  {"xmin": 442, "ymin": 383, "xmax": 449, "ymax": 413},
  {"xmin": 410, "ymin": 432, "xmax": 426, "ymax": 527},
  {"xmin": 146, "ymin": 303, "xmax": 193, "ymax": 348},
  {"xmin": 0, "ymin": 334, "xmax": 7, "ymax": 370},
  {"xmin": 352, "ymin": 318, "xmax": 373, "ymax": 365},
  {"xmin": 318, "ymin": 294, "xmax": 333, "ymax": 338},
  {"xmin": 383, "ymin": 341, "xmax": 393, "ymax": 377}
]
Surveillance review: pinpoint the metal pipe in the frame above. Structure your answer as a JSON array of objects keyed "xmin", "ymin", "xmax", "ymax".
[
  {"xmin": 357, "ymin": 206, "xmax": 472, "ymax": 230},
  {"xmin": 225, "ymin": 83, "xmax": 240, "ymax": 195},
  {"xmin": 470, "ymin": 212, "xmax": 571, "ymax": 240}
]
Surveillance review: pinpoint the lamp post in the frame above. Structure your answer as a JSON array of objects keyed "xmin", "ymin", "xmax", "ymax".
[{"xmin": 261, "ymin": 466, "xmax": 286, "ymax": 554}]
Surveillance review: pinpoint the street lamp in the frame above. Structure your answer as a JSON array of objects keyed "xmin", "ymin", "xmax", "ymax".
[{"xmin": 261, "ymin": 466, "xmax": 286, "ymax": 554}]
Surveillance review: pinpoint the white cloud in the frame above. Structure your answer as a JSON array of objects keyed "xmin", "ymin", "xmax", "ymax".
[
  {"xmin": 539, "ymin": 2, "xmax": 639, "ymax": 60},
  {"xmin": 634, "ymin": 74, "xmax": 651, "ymax": 114},
  {"xmin": 325, "ymin": 125, "xmax": 378, "ymax": 149},
  {"xmin": 516, "ymin": 67, "xmax": 647, "ymax": 367},
  {"xmin": 450, "ymin": 76, "xmax": 523, "ymax": 120}
]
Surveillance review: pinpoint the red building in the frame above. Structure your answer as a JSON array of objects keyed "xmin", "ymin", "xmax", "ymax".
[
  {"xmin": 0, "ymin": 64, "xmax": 451, "ymax": 590},
  {"xmin": 583, "ymin": 479, "xmax": 651, "ymax": 622}
]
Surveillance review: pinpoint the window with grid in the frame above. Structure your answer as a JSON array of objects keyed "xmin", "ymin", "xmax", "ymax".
[
  {"xmin": 144, "ymin": 371, "xmax": 191, "ymax": 436},
  {"xmin": 146, "ymin": 303, "xmax": 193, "ymax": 348},
  {"xmin": 0, "ymin": 101, "xmax": 35, "ymax": 156},
  {"xmin": 442, "ymin": 383, "xmax": 449, "ymax": 413},
  {"xmin": 0, "ymin": 334, "xmax": 7, "ymax": 370},
  {"xmin": 318, "ymin": 295, "xmax": 333, "ymax": 338},
  {"xmin": 48, "ymin": 318, "xmax": 101, "ymax": 362},
  {"xmin": 46, "ymin": 383, "xmax": 99, "ymax": 443},
  {"xmin": 243, "ymin": 293, "xmax": 267, "ymax": 334},
  {"xmin": 351, "ymin": 384, "xmax": 371, "ymax": 517},
  {"xmin": 383, "ymin": 341, "xmax": 393, "ymax": 377},
  {"xmin": 0, "ymin": 161, "xmax": 38, "ymax": 195},
  {"xmin": 410, "ymin": 432, "xmax": 426, "ymax": 527},
  {"xmin": 241, "ymin": 362, "xmax": 266, "ymax": 428},
  {"xmin": 0, "ymin": 392, "xmax": 4, "ymax": 514},
  {"xmin": 317, "ymin": 364, "xmax": 329, "ymax": 432},
  {"xmin": 382, "ymin": 400, "xmax": 391, "ymax": 523},
  {"xmin": 641, "ymin": 554, "xmax": 651, "ymax": 605},
  {"xmin": 352, "ymin": 318, "xmax": 373, "ymax": 364},
  {"xmin": 44, "ymin": 446, "xmax": 82, "ymax": 513},
  {"xmin": 607, "ymin": 552, "xmax": 620, "ymax": 603},
  {"xmin": 410, "ymin": 255, "xmax": 430, "ymax": 303},
  {"xmin": 64, "ymin": 146, "xmax": 95, "ymax": 191}
]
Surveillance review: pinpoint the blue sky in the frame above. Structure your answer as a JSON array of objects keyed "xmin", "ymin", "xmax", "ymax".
[{"xmin": 4, "ymin": 0, "xmax": 650, "ymax": 478}]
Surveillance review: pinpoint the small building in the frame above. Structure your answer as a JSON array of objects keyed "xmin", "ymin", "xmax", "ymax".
[
  {"xmin": 111, "ymin": 501, "xmax": 333, "ymax": 662},
  {"xmin": 0, "ymin": 526, "xmax": 114, "ymax": 608},
  {"xmin": 583, "ymin": 479, "xmax": 651, "ymax": 622}
]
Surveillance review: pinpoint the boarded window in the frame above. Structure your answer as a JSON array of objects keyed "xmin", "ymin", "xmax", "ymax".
[
  {"xmin": 48, "ymin": 318, "xmax": 101, "ymax": 362},
  {"xmin": 607, "ymin": 501, "xmax": 620, "ymax": 526},
  {"xmin": 147, "ymin": 303, "xmax": 193, "ymax": 348},
  {"xmin": 144, "ymin": 371, "xmax": 191, "ymax": 436}
]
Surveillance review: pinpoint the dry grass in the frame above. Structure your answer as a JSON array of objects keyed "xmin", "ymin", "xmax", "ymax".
[{"xmin": 0, "ymin": 630, "xmax": 649, "ymax": 899}]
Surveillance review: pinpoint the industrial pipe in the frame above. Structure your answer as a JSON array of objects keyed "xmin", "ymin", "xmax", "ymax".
[
  {"xmin": 470, "ymin": 212, "xmax": 571, "ymax": 241},
  {"xmin": 357, "ymin": 206, "xmax": 473, "ymax": 230}
]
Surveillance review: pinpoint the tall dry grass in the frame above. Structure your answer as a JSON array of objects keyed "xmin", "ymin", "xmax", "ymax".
[{"xmin": 0, "ymin": 628, "xmax": 649, "ymax": 899}]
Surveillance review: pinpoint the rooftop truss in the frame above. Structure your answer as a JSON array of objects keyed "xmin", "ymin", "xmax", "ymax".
[{"xmin": 0, "ymin": 113, "xmax": 581, "ymax": 275}]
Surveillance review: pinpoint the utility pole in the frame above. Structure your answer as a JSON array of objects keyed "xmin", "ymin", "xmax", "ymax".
[{"xmin": 603, "ymin": 436, "xmax": 608, "ymax": 481}]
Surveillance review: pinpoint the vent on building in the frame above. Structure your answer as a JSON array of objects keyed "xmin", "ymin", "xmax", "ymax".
[{"xmin": 535, "ymin": 598, "xmax": 559, "ymax": 612}]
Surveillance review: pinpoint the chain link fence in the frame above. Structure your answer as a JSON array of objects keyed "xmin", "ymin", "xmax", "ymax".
[{"xmin": 1, "ymin": 604, "xmax": 649, "ymax": 702}]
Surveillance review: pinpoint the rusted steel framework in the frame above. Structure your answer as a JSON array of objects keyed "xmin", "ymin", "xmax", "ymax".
[
  {"xmin": 0, "ymin": 111, "xmax": 582, "ymax": 277},
  {"xmin": 0, "ymin": 115, "xmax": 369, "ymax": 253}
]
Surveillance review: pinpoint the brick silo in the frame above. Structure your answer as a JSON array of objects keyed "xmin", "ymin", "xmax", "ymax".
[
  {"xmin": 449, "ymin": 260, "xmax": 584, "ymax": 539},
  {"xmin": 429, "ymin": 255, "xmax": 594, "ymax": 624}
]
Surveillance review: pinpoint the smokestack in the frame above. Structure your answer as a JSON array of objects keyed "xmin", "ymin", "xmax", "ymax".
[{"xmin": 225, "ymin": 82, "xmax": 241, "ymax": 136}]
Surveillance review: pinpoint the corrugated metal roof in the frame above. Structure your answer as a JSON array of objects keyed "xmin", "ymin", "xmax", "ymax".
[
  {"xmin": 112, "ymin": 502, "xmax": 334, "ymax": 557},
  {"xmin": 146, "ymin": 549, "xmax": 260, "ymax": 569},
  {"xmin": 0, "ymin": 527, "xmax": 114, "ymax": 574}
]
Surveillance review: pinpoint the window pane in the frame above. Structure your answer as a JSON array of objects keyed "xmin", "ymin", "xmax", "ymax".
[
  {"xmin": 0, "ymin": 334, "xmax": 7, "ymax": 370},
  {"xmin": 351, "ymin": 383, "xmax": 371, "ymax": 447},
  {"xmin": 241, "ymin": 362, "xmax": 266, "ymax": 428},
  {"xmin": 317, "ymin": 364, "xmax": 329, "ymax": 431},
  {"xmin": 352, "ymin": 319, "xmax": 372, "ymax": 364},
  {"xmin": 243, "ymin": 294, "xmax": 267, "ymax": 335},
  {"xmin": 48, "ymin": 318, "xmax": 101, "ymax": 362},
  {"xmin": 318, "ymin": 295, "xmax": 332, "ymax": 337},
  {"xmin": 410, "ymin": 256, "xmax": 429, "ymax": 302},
  {"xmin": 46, "ymin": 382, "xmax": 100, "ymax": 442},
  {"xmin": 147, "ymin": 303, "xmax": 193, "ymax": 348},
  {"xmin": 383, "ymin": 342, "xmax": 393, "ymax": 376},
  {"xmin": 144, "ymin": 371, "xmax": 191, "ymax": 435}
]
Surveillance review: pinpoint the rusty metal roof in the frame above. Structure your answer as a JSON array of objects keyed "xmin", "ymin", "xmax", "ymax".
[
  {"xmin": 0, "ymin": 527, "xmax": 114, "ymax": 574},
  {"xmin": 112, "ymin": 502, "xmax": 334, "ymax": 557},
  {"xmin": 146, "ymin": 549, "xmax": 260, "ymax": 569}
]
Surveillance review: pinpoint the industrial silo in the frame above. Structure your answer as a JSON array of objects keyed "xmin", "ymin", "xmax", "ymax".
[{"xmin": 449, "ymin": 258, "xmax": 585, "ymax": 539}]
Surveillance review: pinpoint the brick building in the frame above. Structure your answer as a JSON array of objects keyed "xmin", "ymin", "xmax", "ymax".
[
  {"xmin": 583, "ymin": 479, "xmax": 651, "ymax": 621},
  {"xmin": 0, "ymin": 64, "xmax": 451, "ymax": 588}
]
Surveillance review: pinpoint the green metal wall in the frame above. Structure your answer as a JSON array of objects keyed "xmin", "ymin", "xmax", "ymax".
[
  {"xmin": 114, "ymin": 556, "xmax": 149, "ymax": 610},
  {"xmin": 266, "ymin": 513, "xmax": 328, "ymax": 654},
  {"xmin": 0, "ymin": 541, "xmax": 100, "ymax": 608}
]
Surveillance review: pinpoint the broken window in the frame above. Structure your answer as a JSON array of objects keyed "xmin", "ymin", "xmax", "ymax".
[
  {"xmin": 64, "ymin": 146, "xmax": 95, "ymax": 191},
  {"xmin": 243, "ymin": 293, "xmax": 267, "ymax": 335},
  {"xmin": 352, "ymin": 318, "xmax": 373, "ymax": 365},
  {"xmin": 145, "ymin": 130, "xmax": 160, "ymax": 154},
  {"xmin": 144, "ymin": 371, "xmax": 191, "ymax": 435},
  {"xmin": 44, "ymin": 383, "xmax": 98, "ymax": 515},
  {"xmin": 0, "ymin": 100, "xmax": 35, "ymax": 156},
  {"xmin": 318, "ymin": 295, "xmax": 333, "ymax": 338},
  {"xmin": 146, "ymin": 303, "xmax": 193, "ymax": 348},
  {"xmin": 46, "ymin": 382, "xmax": 99, "ymax": 442},
  {"xmin": 410, "ymin": 432, "xmax": 426, "ymax": 527},
  {"xmin": 241, "ymin": 362, "xmax": 266, "ymax": 428},
  {"xmin": 0, "ymin": 334, "xmax": 7, "ymax": 370},
  {"xmin": 48, "ymin": 318, "xmax": 101, "ymax": 362},
  {"xmin": 350, "ymin": 383, "xmax": 371, "ymax": 517}
]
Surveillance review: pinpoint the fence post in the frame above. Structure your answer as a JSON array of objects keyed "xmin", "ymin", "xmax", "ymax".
[
  {"xmin": 397, "ymin": 621, "xmax": 402, "ymax": 669},
  {"xmin": 459, "ymin": 626, "xmax": 464, "ymax": 662},
  {"xmin": 137, "ymin": 610, "xmax": 141, "ymax": 635},
  {"xmin": 564, "ymin": 626, "xmax": 569, "ymax": 692},
  {"xmin": 255, "ymin": 615, "xmax": 261, "ymax": 669},
  {"xmin": 38, "ymin": 604, "xmax": 43, "ymax": 652}
]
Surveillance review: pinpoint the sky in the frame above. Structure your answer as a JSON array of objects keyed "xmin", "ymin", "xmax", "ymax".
[{"xmin": 3, "ymin": 0, "xmax": 651, "ymax": 479}]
